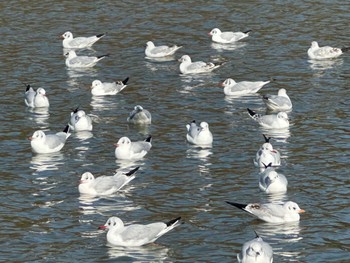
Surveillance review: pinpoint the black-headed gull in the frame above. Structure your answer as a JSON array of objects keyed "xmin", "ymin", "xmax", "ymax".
[
  {"xmin": 78, "ymin": 167, "xmax": 139, "ymax": 196},
  {"xmin": 208, "ymin": 28, "xmax": 251, "ymax": 44},
  {"xmin": 65, "ymin": 50, "xmax": 108, "ymax": 68},
  {"xmin": 178, "ymin": 55, "xmax": 223, "ymax": 74},
  {"xmin": 145, "ymin": 41, "xmax": 182, "ymax": 58},
  {"xmin": 29, "ymin": 125, "xmax": 71, "ymax": 154},
  {"xmin": 307, "ymin": 41, "xmax": 350, "ymax": 60},
  {"xmin": 259, "ymin": 164, "xmax": 288, "ymax": 194},
  {"xmin": 127, "ymin": 105, "xmax": 152, "ymax": 125},
  {"xmin": 114, "ymin": 136, "xmax": 152, "ymax": 160},
  {"xmin": 98, "ymin": 216, "xmax": 182, "ymax": 247},
  {"xmin": 221, "ymin": 78, "xmax": 271, "ymax": 96},
  {"xmin": 24, "ymin": 85, "xmax": 50, "ymax": 108},
  {"xmin": 68, "ymin": 107, "xmax": 93, "ymax": 131},
  {"xmin": 247, "ymin": 108, "xmax": 289, "ymax": 129},
  {"xmin": 263, "ymin": 88, "xmax": 292, "ymax": 112},
  {"xmin": 226, "ymin": 201, "xmax": 305, "ymax": 223},
  {"xmin": 61, "ymin": 31, "xmax": 105, "ymax": 49},
  {"xmin": 237, "ymin": 233, "xmax": 273, "ymax": 263},
  {"xmin": 254, "ymin": 135, "xmax": 281, "ymax": 168},
  {"xmin": 186, "ymin": 120, "xmax": 213, "ymax": 147},
  {"xmin": 91, "ymin": 77, "xmax": 129, "ymax": 96}
]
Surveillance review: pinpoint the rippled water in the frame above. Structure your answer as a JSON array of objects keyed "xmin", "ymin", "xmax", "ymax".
[{"xmin": 1, "ymin": 1, "xmax": 349, "ymax": 262}]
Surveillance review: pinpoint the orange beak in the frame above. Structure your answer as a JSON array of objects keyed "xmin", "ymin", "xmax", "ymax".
[
  {"xmin": 298, "ymin": 209, "xmax": 305, "ymax": 214},
  {"xmin": 28, "ymin": 136, "xmax": 33, "ymax": 140}
]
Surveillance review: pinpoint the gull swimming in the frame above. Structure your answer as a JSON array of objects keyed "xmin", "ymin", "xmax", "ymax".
[
  {"xmin": 186, "ymin": 120, "xmax": 213, "ymax": 147},
  {"xmin": 307, "ymin": 41, "xmax": 350, "ymax": 60},
  {"xmin": 226, "ymin": 201, "xmax": 305, "ymax": 223},
  {"xmin": 61, "ymin": 31, "xmax": 105, "ymax": 49},
  {"xmin": 78, "ymin": 167, "xmax": 139, "ymax": 196},
  {"xmin": 247, "ymin": 108, "xmax": 289, "ymax": 129},
  {"xmin": 263, "ymin": 88, "xmax": 292, "ymax": 112},
  {"xmin": 237, "ymin": 233, "xmax": 273, "ymax": 263},
  {"xmin": 29, "ymin": 125, "xmax": 71, "ymax": 154},
  {"xmin": 221, "ymin": 78, "xmax": 271, "ymax": 96},
  {"xmin": 208, "ymin": 28, "xmax": 251, "ymax": 44},
  {"xmin": 24, "ymin": 85, "xmax": 49, "ymax": 108},
  {"xmin": 91, "ymin": 77, "xmax": 129, "ymax": 96},
  {"xmin": 178, "ymin": 55, "xmax": 223, "ymax": 74},
  {"xmin": 65, "ymin": 50, "xmax": 108, "ymax": 68},
  {"xmin": 127, "ymin": 105, "xmax": 152, "ymax": 125},
  {"xmin": 114, "ymin": 136, "xmax": 152, "ymax": 160},
  {"xmin": 254, "ymin": 135, "xmax": 281, "ymax": 168},
  {"xmin": 98, "ymin": 216, "xmax": 182, "ymax": 247},
  {"xmin": 68, "ymin": 107, "xmax": 93, "ymax": 131},
  {"xmin": 145, "ymin": 41, "xmax": 182, "ymax": 58},
  {"xmin": 259, "ymin": 164, "xmax": 288, "ymax": 194}
]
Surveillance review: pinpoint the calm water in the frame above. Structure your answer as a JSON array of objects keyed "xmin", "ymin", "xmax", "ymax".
[{"xmin": 1, "ymin": 1, "xmax": 349, "ymax": 262}]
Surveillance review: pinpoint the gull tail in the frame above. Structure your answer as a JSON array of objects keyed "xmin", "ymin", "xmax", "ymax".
[
  {"xmin": 156, "ymin": 217, "xmax": 182, "ymax": 239},
  {"xmin": 226, "ymin": 201, "xmax": 248, "ymax": 212},
  {"xmin": 144, "ymin": 135, "xmax": 152, "ymax": 143},
  {"xmin": 243, "ymin": 29, "xmax": 252, "ymax": 34},
  {"xmin": 166, "ymin": 216, "xmax": 182, "ymax": 227},
  {"xmin": 124, "ymin": 166, "xmax": 140, "ymax": 176}
]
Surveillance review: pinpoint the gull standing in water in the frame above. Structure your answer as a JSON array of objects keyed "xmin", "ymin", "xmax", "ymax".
[
  {"xmin": 178, "ymin": 55, "xmax": 223, "ymax": 74},
  {"xmin": 226, "ymin": 201, "xmax": 305, "ymax": 223},
  {"xmin": 186, "ymin": 120, "xmax": 213, "ymax": 147},
  {"xmin": 98, "ymin": 216, "xmax": 182, "ymax": 247},
  {"xmin": 127, "ymin": 105, "xmax": 152, "ymax": 125},
  {"xmin": 208, "ymin": 28, "xmax": 251, "ymax": 44},
  {"xmin": 114, "ymin": 136, "xmax": 152, "ymax": 160},
  {"xmin": 24, "ymin": 85, "xmax": 49, "ymax": 108},
  {"xmin": 247, "ymin": 108, "xmax": 289, "ymax": 129},
  {"xmin": 91, "ymin": 77, "xmax": 129, "ymax": 96},
  {"xmin": 61, "ymin": 31, "xmax": 106, "ymax": 49},
  {"xmin": 237, "ymin": 233, "xmax": 273, "ymax": 263},
  {"xmin": 78, "ymin": 167, "xmax": 139, "ymax": 196},
  {"xmin": 65, "ymin": 50, "xmax": 108, "ymax": 68},
  {"xmin": 263, "ymin": 88, "xmax": 292, "ymax": 112},
  {"xmin": 29, "ymin": 125, "xmax": 71, "ymax": 154},
  {"xmin": 145, "ymin": 41, "xmax": 182, "ymax": 58},
  {"xmin": 221, "ymin": 78, "xmax": 271, "ymax": 96},
  {"xmin": 307, "ymin": 41, "xmax": 350, "ymax": 60}
]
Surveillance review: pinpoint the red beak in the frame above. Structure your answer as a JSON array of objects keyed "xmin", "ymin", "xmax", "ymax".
[
  {"xmin": 98, "ymin": 225, "xmax": 107, "ymax": 230},
  {"xmin": 114, "ymin": 143, "xmax": 119, "ymax": 148},
  {"xmin": 28, "ymin": 136, "xmax": 33, "ymax": 140}
]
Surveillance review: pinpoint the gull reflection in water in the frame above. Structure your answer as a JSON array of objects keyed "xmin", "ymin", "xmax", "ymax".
[
  {"xmin": 107, "ymin": 244, "xmax": 170, "ymax": 262},
  {"xmin": 211, "ymin": 42, "xmax": 247, "ymax": 51},
  {"xmin": 115, "ymin": 159, "xmax": 146, "ymax": 170},
  {"xmin": 260, "ymin": 128, "xmax": 291, "ymax": 142},
  {"xmin": 28, "ymin": 107, "xmax": 50, "ymax": 127},
  {"xmin": 186, "ymin": 147, "xmax": 213, "ymax": 161},
  {"xmin": 75, "ymin": 131, "xmax": 93, "ymax": 141},
  {"xmin": 127, "ymin": 123, "xmax": 151, "ymax": 136},
  {"xmin": 30, "ymin": 152, "xmax": 65, "ymax": 172},
  {"xmin": 90, "ymin": 96, "xmax": 119, "ymax": 111},
  {"xmin": 308, "ymin": 58, "xmax": 343, "ymax": 72}
]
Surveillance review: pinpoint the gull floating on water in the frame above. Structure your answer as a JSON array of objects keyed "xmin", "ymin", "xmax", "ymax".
[
  {"xmin": 226, "ymin": 201, "xmax": 305, "ymax": 223},
  {"xmin": 91, "ymin": 77, "xmax": 129, "ymax": 96},
  {"xmin": 61, "ymin": 31, "xmax": 106, "ymax": 49},
  {"xmin": 65, "ymin": 50, "xmax": 108, "ymax": 68},
  {"xmin": 237, "ymin": 233, "xmax": 273, "ymax": 263},
  {"xmin": 186, "ymin": 120, "xmax": 213, "ymax": 147},
  {"xmin": 254, "ymin": 135, "xmax": 281, "ymax": 168},
  {"xmin": 221, "ymin": 78, "xmax": 271, "ymax": 96},
  {"xmin": 208, "ymin": 28, "xmax": 251, "ymax": 44},
  {"xmin": 307, "ymin": 41, "xmax": 350, "ymax": 60},
  {"xmin": 259, "ymin": 164, "xmax": 288, "ymax": 194},
  {"xmin": 247, "ymin": 108, "xmax": 289, "ymax": 129},
  {"xmin": 68, "ymin": 107, "xmax": 93, "ymax": 131},
  {"xmin": 114, "ymin": 136, "xmax": 152, "ymax": 160},
  {"xmin": 178, "ymin": 55, "xmax": 223, "ymax": 74},
  {"xmin": 263, "ymin": 88, "xmax": 292, "ymax": 112},
  {"xmin": 24, "ymin": 85, "xmax": 50, "ymax": 108},
  {"xmin": 145, "ymin": 41, "xmax": 182, "ymax": 58},
  {"xmin": 127, "ymin": 105, "xmax": 152, "ymax": 125},
  {"xmin": 29, "ymin": 125, "xmax": 71, "ymax": 154},
  {"xmin": 78, "ymin": 167, "xmax": 139, "ymax": 196},
  {"xmin": 98, "ymin": 216, "xmax": 182, "ymax": 247}
]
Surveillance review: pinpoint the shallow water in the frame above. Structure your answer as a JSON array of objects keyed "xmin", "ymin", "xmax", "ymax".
[{"xmin": 0, "ymin": 1, "xmax": 349, "ymax": 262}]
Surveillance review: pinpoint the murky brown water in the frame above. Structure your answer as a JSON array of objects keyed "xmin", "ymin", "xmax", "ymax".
[{"xmin": 0, "ymin": 1, "xmax": 349, "ymax": 262}]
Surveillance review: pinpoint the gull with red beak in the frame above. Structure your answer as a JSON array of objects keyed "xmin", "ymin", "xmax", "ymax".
[{"xmin": 114, "ymin": 136, "xmax": 152, "ymax": 160}]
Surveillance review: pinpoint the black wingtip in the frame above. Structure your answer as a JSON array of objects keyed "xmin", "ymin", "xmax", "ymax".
[
  {"xmin": 166, "ymin": 216, "xmax": 181, "ymax": 227},
  {"xmin": 96, "ymin": 33, "xmax": 106, "ymax": 38},
  {"xmin": 243, "ymin": 29, "xmax": 252, "ymax": 34},
  {"xmin": 122, "ymin": 77, "xmax": 129, "ymax": 85},
  {"xmin": 25, "ymin": 84, "xmax": 32, "ymax": 92},
  {"xmin": 124, "ymin": 166, "xmax": 140, "ymax": 176},
  {"xmin": 71, "ymin": 105, "xmax": 80, "ymax": 113},
  {"xmin": 262, "ymin": 162, "xmax": 273, "ymax": 169},
  {"xmin": 247, "ymin": 108, "xmax": 256, "ymax": 117},
  {"xmin": 254, "ymin": 230, "xmax": 260, "ymax": 238},
  {"xmin": 263, "ymin": 134, "xmax": 271, "ymax": 143},
  {"xmin": 144, "ymin": 135, "xmax": 152, "ymax": 143},
  {"xmin": 63, "ymin": 125, "xmax": 70, "ymax": 133},
  {"xmin": 98, "ymin": 54, "xmax": 109, "ymax": 59},
  {"xmin": 341, "ymin": 47, "xmax": 350, "ymax": 53},
  {"xmin": 226, "ymin": 201, "xmax": 247, "ymax": 211}
]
